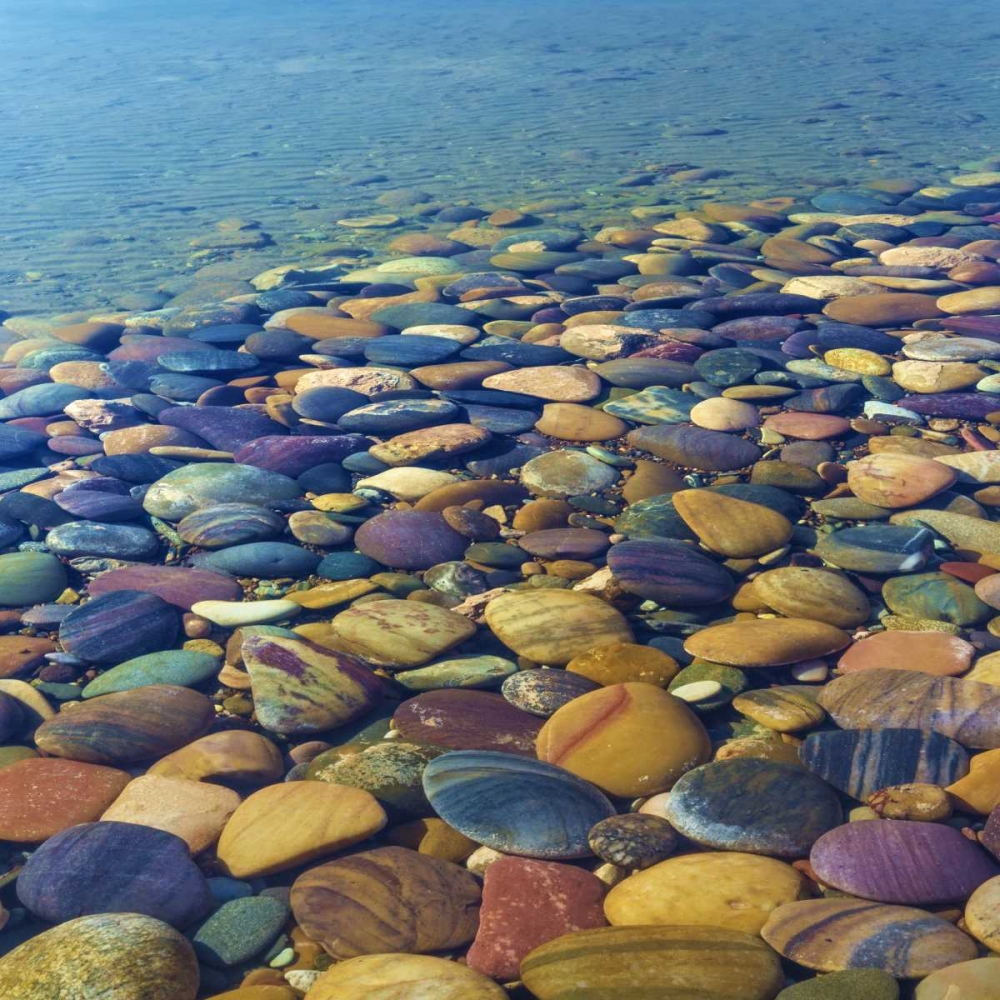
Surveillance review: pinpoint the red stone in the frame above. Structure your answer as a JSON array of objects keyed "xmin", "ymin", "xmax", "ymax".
[{"xmin": 838, "ymin": 630, "xmax": 975, "ymax": 677}]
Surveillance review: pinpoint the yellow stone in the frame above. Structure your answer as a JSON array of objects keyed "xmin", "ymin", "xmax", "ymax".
[
  {"xmin": 534, "ymin": 403, "xmax": 628, "ymax": 442},
  {"xmin": 285, "ymin": 579, "xmax": 378, "ymax": 609},
  {"xmin": 605, "ymin": 852, "xmax": 808, "ymax": 934},
  {"xmin": 149, "ymin": 731, "xmax": 284, "ymax": 786},
  {"xmin": 752, "ymin": 566, "xmax": 870, "ymax": 628},
  {"xmin": 672, "ymin": 490, "xmax": 793, "ymax": 558},
  {"xmin": 217, "ymin": 782, "xmax": 387, "ymax": 878},
  {"xmin": 916, "ymin": 958, "xmax": 1000, "ymax": 1000},
  {"xmin": 824, "ymin": 348, "xmax": 891, "ymax": 375},
  {"xmin": 964, "ymin": 877, "xmax": 1000, "ymax": 951},
  {"xmin": 385, "ymin": 818, "xmax": 478, "ymax": 864},
  {"xmin": 536, "ymin": 682, "xmax": 710, "ymax": 796},
  {"xmin": 684, "ymin": 617, "xmax": 850, "ymax": 668},
  {"xmin": 566, "ymin": 642, "xmax": 679, "ymax": 687},
  {"xmin": 937, "ymin": 287, "xmax": 1000, "ymax": 315},
  {"xmin": 868, "ymin": 783, "xmax": 952, "ymax": 822},
  {"xmin": 484, "ymin": 589, "xmax": 633, "ymax": 666},
  {"xmin": 947, "ymin": 749, "xmax": 1000, "ymax": 814},
  {"xmin": 966, "ymin": 651, "xmax": 1000, "ymax": 687},
  {"xmin": 307, "ymin": 954, "xmax": 507, "ymax": 1000},
  {"xmin": 310, "ymin": 493, "xmax": 370, "ymax": 513},
  {"xmin": 732, "ymin": 687, "xmax": 826, "ymax": 733}
]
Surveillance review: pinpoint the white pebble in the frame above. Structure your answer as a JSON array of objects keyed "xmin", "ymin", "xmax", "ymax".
[
  {"xmin": 670, "ymin": 680, "xmax": 722, "ymax": 703},
  {"xmin": 791, "ymin": 661, "xmax": 829, "ymax": 683},
  {"xmin": 190, "ymin": 598, "xmax": 300, "ymax": 627}
]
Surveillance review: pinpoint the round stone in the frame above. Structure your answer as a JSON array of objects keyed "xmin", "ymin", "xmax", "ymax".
[
  {"xmin": 354, "ymin": 510, "xmax": 468, "ymax": 570},
  {"xmin": 59, "ymin": 590, "xmax": 180, "ymax": 664},
  {"xmin": 0, "ymin": 551, "xmax": 68, "ymax": 606},
  {"xmin": 587, "ymin": 813, "xmax": 678, "ymax": 870},
  {"xmin": 566, "ymin": 642, "xmax": 680, "ymax": 688},
  {"xmin": 501, "ymin": 668, "xmax": 601, "ymax": 716},
  {"xmin": 848, "ymin": 453, "xmax": 958, "ymax": 509},
  {"xmin": 536, "ymin": 682, "xmax": 711, "ymax": 797},
  {"xmin": 520, "ymin": 450, "xmax": 620, "ymax": 498},
  {"xmin": 666, "ymin": 758, "xmax": 842, "ymax": 856},
  {"xmin": 915, "ymin": 959, "xmax": 1000, "ymax": 1000}
]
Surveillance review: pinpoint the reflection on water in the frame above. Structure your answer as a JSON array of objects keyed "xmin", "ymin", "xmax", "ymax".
[{"xmin": 0, "ymin": 0, "xmax": 996, "ymax": 313}]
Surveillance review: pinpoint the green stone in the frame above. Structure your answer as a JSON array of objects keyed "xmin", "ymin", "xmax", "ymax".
[
  {"xmin": 192, "ymin": 895, "xmax": 289, "ymax": 969},
  {"xmin": 669, "ymin": 660, "xmax": 748, "ymax": 712},
  {"xmin": 82, "ymin": 651, "xmax": 221, "ymax": 699},
  {"xmin": 394, "ymin": 656, "xmax": 517, "ymax": 692},
  {"xmin": 776, "ymin": 969, "xmax": 900, "ymax": 1000},
  {"xmin": 0, "ymin": 552, "xmax": 67, "ymax": 606},
  {"xmin": 882, "ymin": 571, "xmax": 991, "ymax": 627},
  {"xmin": 603, "ymin": 387, "xmax": 696, "ymax": 425}
]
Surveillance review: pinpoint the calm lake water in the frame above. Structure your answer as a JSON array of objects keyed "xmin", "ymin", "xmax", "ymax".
[{"xmin": 0, "ymin": 0, "xmax": 996, "ymax": 314}]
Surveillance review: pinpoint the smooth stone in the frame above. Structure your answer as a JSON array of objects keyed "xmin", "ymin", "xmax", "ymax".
[
  {"xmin": 519, "ymin": 450, "xmax": 620, "ymax": 497},
  {"xmin": 628, "ymin": 423, "xmax": 762, "ymax": 471},
  {"xmin": 819, "ymin": 669, "xmax": 1000, "ymax": 749},
  {"xmin": 290, "ymin": 846, "xmax": 481, "ymax": 959},
  {"xmin": 937, "ymin": 452, "xmax": 1000, "ymax": 484},
  {"xmin": 814, "ymin": 524, "xmax": 934, "ymax": 574},
  {"xmin": 59, "ymin": 590, "xmax": 180, "ymax": 663},
  {"xmin": 217, "ymin": 782, "xmax": 387, "ymax": 878},
  {"xmin": 684, "ymin": 618, "xmax": 850, "ymax": 667},
  {"xmin": 777, "ymin": 970, "xmax": 899, "ymax": 1000},
  {"xmin": 823, "ymin": 292, "xmax": 944, "ymax": 326},
  {"xmin": 0, "ymin": 635, "xmax": 55, "ymax": 678},
  {"xmin": 607, "ymin": 538, "xmax": 735, "ymax": 606},
  {"xmin": 518, "ymin": 527, "xmax": 610, "ymax": 561},
  {"xmin": 689, "ymin": 396, "xmax": 760, "ymax": 432},
  {"xmin": 101, "ymin": 773, "xmax": 240, "ymax": 853},
  {"xmin": 17, "ymin": 820, "xmax": 213, "ymax": 927},
  {"xmin": 587, "ymin": 813, "xmax": 678, "ymax": 869},
  {"xmin": 847, "ymin": 453, "xmax": 958, "ymax": 509},
  {"xmin": 0, "ymin": 913, "xmax": 199, "ymax": 1000},
  {"xmin": 605, "ymin": 851, "xmax": 807, "ymax": 934},
  {"xmin": 0, "ymin": 551, "xmax": 67, "ymax": 606},
  {"xmin": 838, "ymin": 630, "xmax": 975, "ymax": 675},
  {"xmin": 520, "ymin": 925, "xmax": 784, "ymax": 1000},
  {"xmin": 669, "ymin": 662, "xmax": 747, "ymax": 710},
  {"xmin": 46, "ymin": 522, "xmax": 160, "ymax": 560},
  {"xmin": 466, "ymin": 856, "xmax": 607, "ymax": 981},
  {"xmin": 354, "ymin": 510, "xmax": 467, "ymax": 570},
  {"xmin": 603, "ymin": 386, "xmax": 696, "ymax": 424},
  {"xmin": 501, "ymin": 668, "xmax": 601, "ymax": 716},
  {"xmin": 143, "ymin": 463, "xmax": 299, "ymax": 520},
  {"xmin": 733, "ymin": 687, "xmax": 826, "ymax": 733},
  {"xmin": 394, "ymin": 655, "xmax": 516, "ymax": 692},
  {"xmin": 673, "ymin": 489, "xmax": 793, "ymax": 558},
  {"xmin": 88, "ymin": 565, "xmax": 242, "ymax": 610},
  {"xmin": 484, "ymin": 589, "xmax": 633, "ymax": 665},
  {"xmin": 198, "ymin": 541, "xmax": 320, "ymax": 578},
  {"xmin": 192, "ymin": 895, "xmax": 289, "ymax": 969},
  {"xmin": 316, "ymin": 551, "xmax": 380, "ymax": 580},
  {"xmin": 666, "ymin": 758, "xmax": 842, "ymax": 855},
  {"xmin": 422, "ymin": 750, "xmax": 614, "ymax": 859},
  {"xmin": 243, "ymin": 634, "xmax": 382, "ymax": 734},
  {"xmin": 393, "ymin": 689, "xmax": 541, "ymax": 754},
  {"xmin": 339, "ymin": 399, "xmax": 459, "ymax": 434},
  {"xmin": 800, "ymin": 728, "xmax": 969, "ymax": 800},
  {"xmin": 753, "ymin": 567, "xmax": 870, "ymax": 627},
  {"xmin": 764, "ymin": 412, "xmax": 851, "ymax": 439},
  {"xmin": 896, "ymin": 392, "xmax": 1000, "ymax": 418},
  {"xmin": 0, "ymin": 757, "xmax": 131, "ymax": 841},
  {"xmin": 307, "ymin": 954, "xmax": 506, "ymax": 1000},
  {"xmin": 567, "ymin": 642, "xmax": 680, "ymax": 688},
  {"xmin": 150, "ymin": 730, "xmax": 283, "ymax": 785},
  {"xmin": 328, "ymin": 599, "xmax": 476, "ymax": 668},
  {"xmin": 368, "ymin": 423, "xmax": 491, "ymax": 466},
  {"xmin": 82, "ymin": 650, "xmax": 220, "ymax": 698},
  {"xmin": 158, "ymin": 405, "xmax": 285, "ymax": 451},
  {"xmin": 945, "ymin": 750, "xmax": 1000, "ymax": 813},
  {"xmin": 535, "ymin": 402, "xmax": 627, "ymax": 441},
  {"xmin": 761, "ymin": 898, "xmax": 978, "ymax": 977},
  {"xmin": 882, "ymin": 572, "xmax": 990, "ymax": 626},
  {"xmin": 537, "ymin": 682, "xmax": 710, "ymax": 796},
  {"xmin": 915, "ymin": 958, "xmax": 1000, "ymax": 1000},
  {"xmin": 890, "ymin": 509, "xmax": 1000, "ymax": 557},
  {"xmin": 191, "ymin": 599, "xmax": 299, "ymax": 627},
  {"xmin": 35, "ymin": 684, "xmax": 215, "ymax": 764},
  {"xmin": 810, "ymin": 819, "xmax": 998, "ymax": 905}
]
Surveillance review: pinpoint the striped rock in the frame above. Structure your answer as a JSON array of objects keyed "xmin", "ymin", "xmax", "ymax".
[
  {"xmin": 761, "ymin": 899, "xmax": 978, "ymax": 977},
  {"xmin": 810, "ymin": 819, "xmax": 998, "ymax": 905},
  {"xmin": 607, "ymin": 538, "xmax": 735, "ymax": 606},
  {"xmin": 799, "ymin": 728, "xmax": 969, "ymax": 800},
  {"xmin": 290, "ymin": 846, "xmax": 481, "ymax": 959},
  {"xmin": 818, "ymin": 670, "xmax": 1000, "ymax": 749},
  {"xmin": 59, "ymin": 591, "xmax": 180, "ymax": 664},
  {"xmin": 422, "ymin": 751, "xmax": 615, "ymax": 859},
  {"xmin": 520, "ymin": 925, "xmax": 784, "ymax": 1000}
]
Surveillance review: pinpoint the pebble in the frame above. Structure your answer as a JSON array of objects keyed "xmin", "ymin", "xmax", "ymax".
[
  {"xmin": 193, "ymin": 895, "xmax": 290, "ymax": 969},
  {"xmin": 307, "ymin": 954, "xmax": 507, "ymax": 1000},
  {"xmin": 684, "ymin": 617, "xmax": 850, "ymax": 667}
]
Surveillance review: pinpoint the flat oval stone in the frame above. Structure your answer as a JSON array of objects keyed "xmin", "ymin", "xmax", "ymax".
[
  {"xmin": 87, "ymin": 565, "xmax": 242, "ymax": 609},
  {"xmin": 328, "ymin": 599, "xmax": 476, "ymax": 668},
  {"xmin": 422, "ymin": 750, "xmax": 614, "ymax": 859},
  {"xmin": 605, "ymin": 851, "xmax": 808, "ymax": 934},
  {"xmin": 0, "ymin": 758, "xmax": 131, "ymax": 842},
  {"xmin": 882, "ymin": 572, "xmax": 990, "ymax": 626},
  {"xmin": 393, "ymin": 690, "xmax": 542, "ymax": 754},
  {"xmin": 536, "ymin": 682, "xmax": 710, "ymax": 797},
  {"xmin": 466, "ymin": 856, "xmax": 608, "ymax": 982},
  {"xmin": 143, "ymin": 462, "xmax": 299, "ymax": 521},
  {"xmin": 520, "ymin": 925, "xmax": 784, "ymax": 1000},
  {"xmin": 607, "ymin": 538, "xmax": 735, "ymax": 606},
  {"xmin": 46, "ymin": 522, "xmax": 160, "ymax": 560},
  {"xmin": 810, "ymin": 819, "xmax": 998, "ymax": 905},
  {"xmin": 673, "ymin": 489, "xmax": 793, "ymax": 558},
  {"xmin": 519, "ymin": 450, "xmax": 620, "ymax": 497},
  {"xmin": 800, "ymin": 728, "xmax": 969, "ymax": 800},
  {"xmin": 198, "ymin": 541, "xmax": 321, "ymax": 578},
  {"xmin": 0, "ymin": 551, "xmax": 67, "ymax": 606},
  {"xmin": 848, "ymin": 453, "xmax": 958, "ymax": 509},
  {"xmin": 191, "ymin": 894, "xmax": 289, "ymax": 969},
  {"xmin": 518, "ymin": 528, "xmax": 610, "ymax": 561},
  {"xmin": 761, "ymin": 898, "xmax": 978, "ymax": 977},
  {"xmin": 753, "ymin": 567, "xmax": 870, "ymax": 628},
  {"xmin": 587, "ymin": 813, "xmax": 678, "ymax": 870},
  {"xmin": 290, "ymin": 846, "xmax": 481, "ymax": 959},
  {"xmin": 684, "ymin": 618, "xmax": 850, "ymax": 667},
  {"xmin": 149, "ymin": 730, "xmax": 283, "ymax": 786},
  {"xmin": 915, "ymin": 958, "xmax": 1000, "ymax": 1000},
  {"xmin": 355, "ymin": 510, "xmax": 468, "ymax": 569},
  {"xmin": 242, "ymin": 634, "xmax": 382, "ymax": 734},
  {"xmin": 819, "ymin": 670, "xmax": 1000, "ymax": 749},
  {"xmin": 35, "ymin": 685, "xmax": 215, "ymax": 765},
  {"xmin": 666, "ymin": 758, "xmax": 842, "ymax": 856},
  {"xmin": 838, "ymin": 630, "xmax": 975, "ymax": 675},
  {"xmin": 177, "ymin": 503, "xmax": 285, "ymax": 548},
  {"xmin": 567, "ymin": 642, "xmax": 680, "ymax": 687},
  {"xmin": 307, "ymin": 954, "xmax": 507, "ymax": 1000},
  {"xmin": 627, "ymin": 424, "xmax": 762, "ymax": 471},
  {"xmin": 82, "ymin": 649, "xmax": 220, "ymax": 698},
  {"xmin": 59, "ymin": 590, "xmax": 180, "ymax": 663},
  {"xmin": 217, "ymin": 782, "xmax": 388, "ymax": 878},
  {"xmin": 17, "ymin": 820, "xmax": 213, "ymax": 928},
  {"xmin": 501, "ymin": 668, "xmax": 601, "ymax": 716},
  {"xmin": 484, "ymin": 590, "xmax": 633, "ymax": 665},
  {"xmin": 815, "ymin": 524, "xmax": 934, "ymax": 574},
  {"xmin": 0, "ymin": 913, "xmax": 199, "ymax": 1000},
  {"xmin": 158, "ymin": 405, "xmax": 284, "ymax": 452}
]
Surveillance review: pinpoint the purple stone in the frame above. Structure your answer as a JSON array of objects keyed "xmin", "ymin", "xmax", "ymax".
[
  {"xmin": 158, "ymin": 405, "xmax": 287, "ymax": 451},
  {"xmin": 59, "ymin": 591, "xmax": 180, "ymax": 664},
  {"xmin": 232, "ymin": 434, "xmax": 369, "ymax": 477},
  {"xmin": 608, "ymin": 538, "xmax": 735, "ymax": 606},
  {"xmin": 88, "ymin": 565, "xmax": 242, "ymax": 610},
  {"xmin": 897, "ymin": 393, "xmax": 1000, "ymax": 418},
  {"xmin": 810, "ymin": 819, "xmax": 999, "ymax": 906},
  {"xmin": 354, "ymin": 510, "xmax": 469, "ymax": 570},
  {"xmin": 517, "ymin": 528, "xmax": 611, "ymax": 561}
]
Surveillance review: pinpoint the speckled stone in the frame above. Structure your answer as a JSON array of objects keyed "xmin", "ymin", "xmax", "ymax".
[
  {"xmin": 192, "ymin": 895, "xmax": 289, "ymax": 969},
  {"xmin": 501, "ymin": 668, "xmax": 601, "ymax": 716},
  {"xmin": 423, "ymin": 750, "xmax": 615, "ymax": 859},
  {"xmin": 587, "ymin": 814, "xmax": 678, "ymax": 870},
  {"xmin": 665, "ymin": 758, "xmax": 841, "ymax": 856},
  {"xmin": 776, "ymin": 970, "xmax": 900, "ymax": 1000},
  {"xmin": 143, "ymin": 462, "xmax": 299, "ymax": 520}
]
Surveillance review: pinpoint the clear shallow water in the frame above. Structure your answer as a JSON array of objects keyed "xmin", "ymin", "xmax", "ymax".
[{"xmin": 0, "ymin": 0, "xmax": 996, "ymax": 314}]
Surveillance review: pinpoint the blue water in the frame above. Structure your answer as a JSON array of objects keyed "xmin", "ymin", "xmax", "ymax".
[{"xmin": 0, "ymin": 0, "xmax": 996, "ymax": 313}]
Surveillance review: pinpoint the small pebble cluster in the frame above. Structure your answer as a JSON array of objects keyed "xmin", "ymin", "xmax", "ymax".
[{"xmin": 0, "ymin": 164, "xmax": 1000, "ymax": 999}]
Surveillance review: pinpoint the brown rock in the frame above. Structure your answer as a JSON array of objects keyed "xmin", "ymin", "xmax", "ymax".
[
  {"xmin": 847, "ymin": 453, "xmax": 958, "ymax": 508},
  {"xmin": 673, "ymin": 489, "xmax": 793, "ymax": 558},
  {"xmin": 482, "ymin": 366, "xmax": 602, "ymax": 402},
  {"xmin": 0, "ymin": 636, "xmax": 56, "ymax": 678},
  {"xmin": 685, "ymin": 617, "xmax": 851, "ymax": 667},
  {"xmin": 535, "ymin": 403, "xmax": 628, "ymax": 441},
  {"xmin": 823, "ymin": 292, "xmax": 945, "ymax": 326},
  {"xmin": 838, "ymin": 630, "xmax": 975, "ymax": 677}
]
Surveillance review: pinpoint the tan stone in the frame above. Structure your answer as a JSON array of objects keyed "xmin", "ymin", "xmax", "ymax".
[
  {"xmin": 534, "ymin": 403, "xmax": 627, "ymax": 441},
  {"xmin": 684, "ymin": 617, "xmax": 850, "ymax": 667},
  {"xmin": 847, "ymin": 452, "xmax": 958, "ymax": 508},
  {"xmin": 672, "ymin": 489, "xmax": 793, "ymax": 558},
  {"xmin": 482, "ymin": 366, "xmax": 601, "ymax": 402},
  {"xmin": 148, "ymin": 731, "xmax": 284, "ymax": 786},
  {"xmin": 753, "ymin": 567, "xmax": 870, "ymax": 628},
  {"xmin": 891, "ymin": 360, "xmax": 984, "ymax": 393},
  {"xmin": 369, "ymin": 424, "xmax": 491, "ymax": 466}
]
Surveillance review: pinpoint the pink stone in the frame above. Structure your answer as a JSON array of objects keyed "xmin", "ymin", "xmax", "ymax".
[
  {"xmin": 465, "ymin": 856, "xmax": 607, "ymax": 981},
  {"xmin": 762, "ymin": 412, "xmax": 851, "ymax": 440},
  {"xmin": 838, "ymin": 630, "xmax": 975, "ymax": 677}
]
